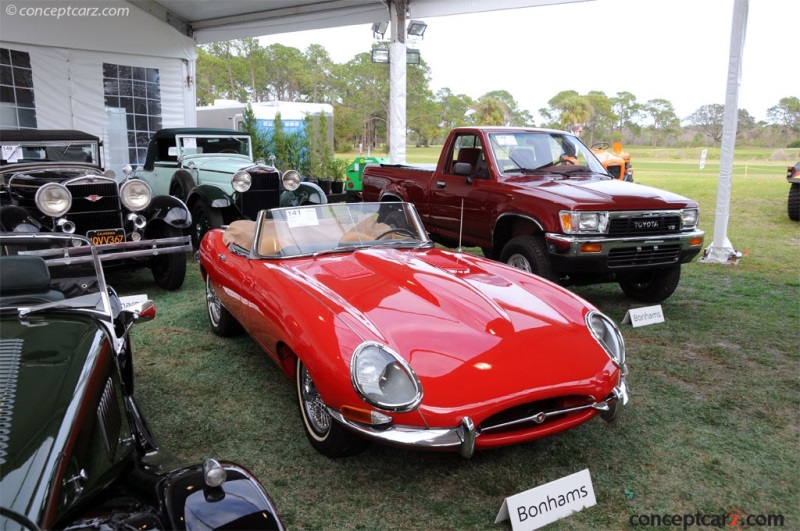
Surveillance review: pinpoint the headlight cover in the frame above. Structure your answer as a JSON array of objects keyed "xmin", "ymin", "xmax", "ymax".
[
  {"xmin": 282, "ymin": 170, "xmax": 301, "ymax": 191},
  {"xmin": 559, "ymin": 210, "xmax": 609, "ymax": 234},
  {"xmin": 35, "ymin": 183, "xmax": 72, "ymax": 217},
  {"xmin": 586, "ymin": 311, "xmax": 625, "ymax": 368},
  {"xmin": 232, "ymin": 170, "xmax": 251, "ymax": 192},
  {"xmin": 120, "ymin": 179, "xmax": 152, "ymax": 211},
  {"xmin": 681, "ymin": 208, "xmax": 699, "ymax": 229},
  {"xmin": 351, "ymin": 342, "xmax": 422, "ymax": 412}
]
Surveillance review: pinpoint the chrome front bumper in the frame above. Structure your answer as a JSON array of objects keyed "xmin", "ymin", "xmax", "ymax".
[
  {"xmin": 93, "ymin": 235, "xmax": 192, "ymax": 262},
  {"xmin": 328, "ymin": 376, "xmax": 629, "ymax": 459},
  {"xmin": 545, "ymin": 229, "xmax": 705, "ymax": 258}
]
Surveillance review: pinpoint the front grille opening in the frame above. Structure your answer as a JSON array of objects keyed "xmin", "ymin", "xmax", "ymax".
[
  {"xmin": 480, "ymin": 395, "xmax": 592, "ymax": 434},
  {"xmin": 608, "ymin": 244, "xmax": 681, "ymax": 267}
]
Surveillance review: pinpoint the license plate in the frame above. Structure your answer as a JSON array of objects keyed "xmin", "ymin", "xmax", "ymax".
[{"xmin": 87, "ymin": 228, "xmax": 125, "ymax": 245}]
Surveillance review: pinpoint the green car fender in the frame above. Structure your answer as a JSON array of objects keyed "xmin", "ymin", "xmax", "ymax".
[{"xmin": 187, "ymin": 184, "xmax": 232, "ymax": 209}]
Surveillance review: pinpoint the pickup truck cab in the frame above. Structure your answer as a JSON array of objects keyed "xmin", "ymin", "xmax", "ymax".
[{"xmin": 363, "ymin": 127, "xmax": 705, "ymax": 303}]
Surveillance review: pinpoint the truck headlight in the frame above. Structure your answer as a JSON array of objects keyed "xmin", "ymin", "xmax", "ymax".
[
  {"xmin": 35, "ymin": 183, "xmax": 72, "ymax": 217},
  {"xmin": 681, "ymin": 208, "xmax": 699, "ymax": 229},
  {"xmin": 351, "ymin": 342, "xmax": 422, "ymax": 412},
  {"xmin": 559, "ymin": 210, "xmax": 608, "ymax": 234},
  {"xmin": 282, "ymin": 170, "xmax": 301, "ymax": 191},
  {"xmin": 586, "ymin": 311, "xmax": 625, "ymax": 368},
  {"xmin": 120, "ymin": 179, "xmax": 152, "ymax": 211},
  {"xmin": 232, "ymin": 171, "xmax": 251, "ymax": 192}
]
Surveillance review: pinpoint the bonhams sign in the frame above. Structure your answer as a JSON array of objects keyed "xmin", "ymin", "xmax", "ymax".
[{"xmin": 495, "ymin": 469, "xmax": 597, "ymax": 530}]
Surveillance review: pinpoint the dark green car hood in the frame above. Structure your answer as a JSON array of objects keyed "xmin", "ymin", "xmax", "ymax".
[{"xmin": 0, "ymin": 314, "xmax": 108, "ymax": 522}]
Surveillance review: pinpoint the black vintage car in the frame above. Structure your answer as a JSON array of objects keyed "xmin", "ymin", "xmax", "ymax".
[
  {"xmin": 0, "ymin": 232, "xmax": 284, "ymax": 530},
  {"xmin": 0, "ymin": 129, "xmax": 191, "ymax": 290}
]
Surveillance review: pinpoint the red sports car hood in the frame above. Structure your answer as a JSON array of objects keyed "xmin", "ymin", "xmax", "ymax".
[
  {"xmin": 280, "ymin": 248, "xmax": 613, "ymax": 408},
  {"xmin": 510, "ymin": 174, "xmax": 696, "ymax": 210}
]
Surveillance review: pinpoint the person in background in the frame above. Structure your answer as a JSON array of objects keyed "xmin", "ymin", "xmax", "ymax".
[{"xmin": 570, "ymin": 123, "xmax": 583, "ymax": 137}]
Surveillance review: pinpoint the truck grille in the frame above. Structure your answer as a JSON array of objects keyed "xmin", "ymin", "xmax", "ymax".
[
  {"xmin": 239, "ymin": 169, "xmax": 281, "ymax": 220},
  {"xmin": 608, "ymin": 244, "xmax": 681, "ymax": 267},
  {"xmin": 480, "ymin": 395, "xmax": 592, "ymax": 434},
  {"xmin": 66, "ymin": 180, "xmax": 124, "ymax": 236},
  {"xmin": 608, "ymin": 215, "xmax": 682, "ymax": 237}
]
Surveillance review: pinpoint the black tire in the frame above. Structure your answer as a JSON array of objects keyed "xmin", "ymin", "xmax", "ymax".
[
  {"xmin": 205, "ymin": 275, "xmax": 243, "ymax": 336},
  {"xmin": 498, "ymin": 235, "xmax": 557, "ymax": 282},
  {"xmin": 788, "ymin": 183, "xmax": 800, "ymax": 221},
  {"xmin": 191, "ymin": 200, "xmax": 224, "ymax": 249},
  {"xmin": 619, "ymin": 265, "xmax": 681, "ymax": 303},
  {"xmin": 296, "ymin": 357, "xmax": 368, "ymax": 458},
  {"xmin": 149, "ymin": 225, "xmax": 186, "ymax": 291}
]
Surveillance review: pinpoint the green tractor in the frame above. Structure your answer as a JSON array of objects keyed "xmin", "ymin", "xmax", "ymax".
[{"xmin": 345, "ymin": 156, "xmax": 389, "ymax": 202}]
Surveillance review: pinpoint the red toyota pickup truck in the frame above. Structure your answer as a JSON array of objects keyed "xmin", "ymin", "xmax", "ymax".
[{"xmin": 362, "ymin": 127, "xmax": 705, "ymax": 303}]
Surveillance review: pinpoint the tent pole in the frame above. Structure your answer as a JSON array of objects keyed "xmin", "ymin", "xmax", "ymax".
[{"xmin": 700, "ymin": 0, "xmax": 748, "ymax": 265}]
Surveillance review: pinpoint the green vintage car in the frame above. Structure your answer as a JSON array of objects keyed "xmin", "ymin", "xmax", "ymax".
[
  {"xmin": 0, "ymin": 232, "xmax": 284, "ymax": 530},
  {"xmin": 133, "ymin": 128, "xmax": 327, "ymax": 247}
]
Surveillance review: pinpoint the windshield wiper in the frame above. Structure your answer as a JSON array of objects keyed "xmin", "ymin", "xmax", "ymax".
[{"xmin": 312, "ymin": 244, "xmax": 373, "ymax": 257}]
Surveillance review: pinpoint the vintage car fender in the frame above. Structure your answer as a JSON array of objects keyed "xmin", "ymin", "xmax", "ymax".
[
  {"xmin": 0, "ymin": 204, "xmax": 43, "ymax": 232},
  {"xmin": 187, "ymin": 183, "xmax": 232, "ymax": 209},
  {"xmin": 141, "ymin": 195, "xmax": 192, "ymax": 229},
  {"xmin": 159, "ymin": 461, "xmax": 284, "ymax": 530},
  {"xmin": 280, "ymin": 181, "xmax": 328, "ymax": 206}
]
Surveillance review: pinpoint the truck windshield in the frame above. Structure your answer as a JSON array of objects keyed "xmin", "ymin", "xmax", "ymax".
[{"xmin": 488, "ymin": 132, "xmax": 606, "ymax": 174}]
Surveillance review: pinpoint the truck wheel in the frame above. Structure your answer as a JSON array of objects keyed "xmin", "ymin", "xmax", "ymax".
[
  {"xmin": 619, "ymin": 265, "xmax": 681, "ymax": 303},
  {"xmin": 788, "ymin": 183, "xmax": 800, "ymax": 221},
  {"xmin": 498, "ymin": 235, "xmax": 556, "ymax": 282},
  {"xmin": 150, "ymin": 225, "xmax": 187, "ymax": 291},
  {"xmin": 192, "ymin": 200, "xmax": 223, "ymax": 248}
]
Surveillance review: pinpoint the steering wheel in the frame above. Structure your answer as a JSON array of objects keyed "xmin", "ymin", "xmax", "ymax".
[
  {"xmin": 375, "ymin": 228, "xmax": 416, "ymax": 240},
  {"xmin": 591, "ymin": 142, "xmax": 610, "ymax": 150},
  {"xmin": 219, "ymin": 149, "xmax": 238, "ymax": 154}
]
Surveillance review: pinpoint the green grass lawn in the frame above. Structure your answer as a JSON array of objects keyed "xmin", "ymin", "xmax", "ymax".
[{"xmin": 116, "ymin": 148, "xmax": 799, "ymax": 530}]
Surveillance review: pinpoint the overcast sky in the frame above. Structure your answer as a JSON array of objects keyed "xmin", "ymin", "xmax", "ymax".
[{"xmin": 258, "ymin": 0, "xmax": 799, "ymax": 124}]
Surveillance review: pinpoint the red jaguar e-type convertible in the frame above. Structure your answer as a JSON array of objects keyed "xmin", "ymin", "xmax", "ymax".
[{"xmin": 197, "ymin": 202, "xmax": 629, "ymax": 458}]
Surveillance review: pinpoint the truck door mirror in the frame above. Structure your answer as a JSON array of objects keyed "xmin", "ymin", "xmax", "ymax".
[{"xmin": 454, "ymin": 162, "xmax": 472, "ymax": 176}]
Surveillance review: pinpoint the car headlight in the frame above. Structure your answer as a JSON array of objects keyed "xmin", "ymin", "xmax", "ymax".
[
  {"xmin": 559, "ymin": 210, "xmax": 608, "ymax": 234},
  {"xmin": 232, "ymin": 171, "xmax": 251, "ymax": 193},
  {"xmin": 351, "ymin": 342, "xmax": 422, "ymax": 412},
  {"xmin": 35, "ymin": 183, "xmax": 72, "ymax": 217},
  {"xmin": 120, "ymin": 179, "xmax": 152, "ymax": 211},
  {"xmin": 681, "ymin": 208, "xmax": 699, "ymax": 229},
  {"xmin": 586, "ymin": 311, "xmax": 625, "ymax": 368},
  {"xmin": 282, "ymin": 170, "xmax": 301, "ymax": 192}
]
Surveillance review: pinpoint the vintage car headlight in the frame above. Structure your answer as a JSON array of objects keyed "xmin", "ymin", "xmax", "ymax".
[
  {"xmin": 559, "ymin": 210, "xmax": 609, "ymax": 234},
  {"xmin": 681, "ymin": 208, "xmax": 699, "ymax": 229},
  {"xmin": 586, "ymin": 311, "xmax": 625, "ymax": 368},
  {"xmin": 120, "ymin": 179, "xmax": 152, "ymax": 211},
  {"xmin": 351, "ymin": 342, "xmax": 422, "ymax": 412},
  {"xmin": 35, "ymin": 183, "xmax": 72, "ymax": 217},
  {"xmin": 282, "ymin": 170, "xmax": 301, "ymax": 192},
  {"xmin": 232, "ymin": 170, "xmax": 251, "ymax": 192}
]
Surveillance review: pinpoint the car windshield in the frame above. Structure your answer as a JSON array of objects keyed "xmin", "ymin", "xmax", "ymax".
[
  {"xmin": 252, "ymin": 202, "xmax": 431, "ymax": 258},
  {"xmin": 175, "ymin": 134, "xmax": 251, "ymax": 158},
  {"xmin": 0, "ymin": 140, "xmax": 99, "ymax": 165},
  {"xmin": 0, "ymin": 233, "xmax": 112, "ymax": 317},
  {"xmin": 488, "ymin": 131, "xmax": 607, "ymax": 174}
]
